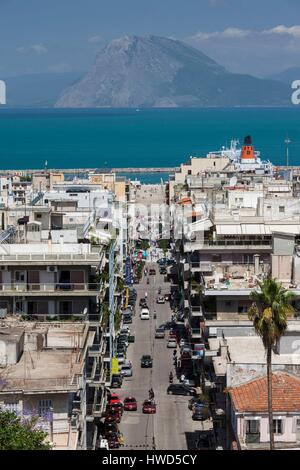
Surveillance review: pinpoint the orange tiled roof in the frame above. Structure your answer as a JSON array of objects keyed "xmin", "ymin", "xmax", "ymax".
[{"xmin": 230, "ymin": 372, "xmax": 300, "ymax": 413}]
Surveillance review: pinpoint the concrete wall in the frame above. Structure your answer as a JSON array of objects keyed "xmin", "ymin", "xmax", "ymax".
[
  {"xmin": 237, "ymin": 414, "xmax": 300, "ymax": 445},
  {"xmin": 272, "ymin": 255, "xmax": 292, "ymax": 283}
]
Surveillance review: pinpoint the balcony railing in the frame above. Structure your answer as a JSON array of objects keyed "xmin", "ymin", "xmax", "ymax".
[
  {"xmin": 0, "ymin": 253, "xmax": 101, "ymax": 262},
  {"xmin": 0, "ymin": 283, "xmax": 100, "ymax": 293}
]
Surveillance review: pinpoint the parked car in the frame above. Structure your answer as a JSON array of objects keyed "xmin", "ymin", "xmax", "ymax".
[
  {"xmin": 192, "ymin": 405, "xmax": 210, "ymax": 421},
  {"xmin": 104, "ymin": 411, "xmax": 121, "ymax": 424},
  {"xmin": 123, "ymin": 314, "xmax": 132, "ymax": 324},
  {"xmin": 140, "ymin": 308, "xmax": 150, "ymax": 320},
  {"xmin": 111, "ymin": 374, "xmax": 123, "ymax": 389},
  {"xmin": 167, "ymin": 338, "xmax": 177, "ymax": 348},
  {"xmin": 156, "ymin": 296, "xmax": 165, "ymax": 304},
  {"xmin": 121, "ymin": 363, "xmax": 133, "ymax": 377},
  {"xmin": 108, "ymin": 393, "xmax": 122, "ymax": 405},
  {"xmin": 142, "ymin": 400, "xmax": 156, "ymax": 414},
  {"xmin": 188, "ymin": 396, "xmax": 208, "ymax": 410},
  {"xmin": 155, "ymin": 327, "xmax": 165, "ymax": 339},
  {"xmin": 123, "ymin": 397, "xmax": 137, "ymax": 411},
  {"xmin": 167, "ymin": 384, "xmax": 197, "ymax": 396},
  {"xmin": 116, "ymin": 353, "xmax": 125, "ymax": 364},
  {"xmin": 141, "ymin": 355, "xmax": 153, "ymax": 368}
]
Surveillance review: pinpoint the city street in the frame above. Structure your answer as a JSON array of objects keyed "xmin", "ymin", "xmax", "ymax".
[{"xmin": 118, "ymin": 263, "xmax": 212, "ymax": 450}]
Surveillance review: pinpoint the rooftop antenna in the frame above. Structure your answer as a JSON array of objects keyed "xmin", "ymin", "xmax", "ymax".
[{"xmin": 284, "ymin": 136, "xmax": 291, "ymax": 167}]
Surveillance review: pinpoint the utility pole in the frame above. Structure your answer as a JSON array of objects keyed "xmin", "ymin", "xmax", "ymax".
[{"xmin": 285, "ymin": 136, "xmax": 291, "ymax": 167}]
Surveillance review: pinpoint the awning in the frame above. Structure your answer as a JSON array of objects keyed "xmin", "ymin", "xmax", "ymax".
[
  {"xmin": 216, "ymin": 225, "xmax": 242, "ymax": 235},
  {"xmin": 191, "ymin": 218, "xmax": 213, "ymax": 232}
]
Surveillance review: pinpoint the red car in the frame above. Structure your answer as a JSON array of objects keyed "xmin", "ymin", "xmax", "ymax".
[
  {"xmin": 105, "ymin": 409, "xmax": 122, "ymax": 423},
  {"xmin": 123, "ymin": 397, "xmax": 137, "ymax": 411},
  {"xmin": 108, "ymin": 393, "xmax": 121, "ymax": 405},
  {"xmin": 142, "ymin": 400, "xmax": 156, "ymax": 414}
]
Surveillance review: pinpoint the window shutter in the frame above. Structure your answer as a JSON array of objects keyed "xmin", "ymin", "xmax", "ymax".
[{"xmin": 292, "ymin": 418, "xmax": 297, "ymax": 434}]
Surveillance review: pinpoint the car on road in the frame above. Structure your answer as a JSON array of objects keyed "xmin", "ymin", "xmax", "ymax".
[
  {"xmin": 111, "ymin": 374, "xmax": 123, "ymax": 389},
  {"xmin": 104, "ymin": 413, "xmax": 121, "ymax": 424},
  {"xmin": 140, "ymin": 355, "xmax": 153, "ymax": 368},
  {"xmin": 121, "ymin": 363, "xmax": 133, "ymax": 377},
  {"xmin": 155, "ymin": 327, "xmax": 165, "ymax": 339},
  {"xmin": 167, "ymin": 338, "xmax": 177, "ymax": 348},
  {"xmin": 156, "ymin": 296, "xmax": 165, "ymax": 304},
  {"xmin": 192, "ymin": 405, "xmax": 210, "ymax": 421},
  {"xmin": 142, "ymin": 400, "xmax": 156, "ymax": 414},
  {"xmin": 122, "ymin": 314, "xmax": 132, "ymax": 324},
  {"xmin": 167, "ymin": 384, "xmax": 197, "ymax": 396},
  {"xmin": 188, "ymin": 396, "xmax": 209, "ymax": 410},
  {"xmin": 149, "ymin": 269, "xmax": 156, "ymax": 275},
  {"xmin": 139, "ymin": 298, "xmax": 148, "ymax": 307},
  {"xmin": 108, "ymin": 393, "xmax": 122, "ymax": 405},
  {"xmin": 140, "ymin": 308, "xmax": 150, "ymax": 320},
  {"xmin": 123, "ymin": 397, "xmax": 137, "ymax": 411},
  {"xmin": 116, "ymin": 353, "xmax": 125, "ymax": 364}
]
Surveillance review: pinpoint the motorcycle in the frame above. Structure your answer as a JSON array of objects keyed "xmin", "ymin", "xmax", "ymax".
[
  {"xmin": 147, "ymin": 278, "xmax": 150, "ymax": 285},
  {"xmin": 169, "ymin": 373, "xmax": 173, "ymax": 384}
]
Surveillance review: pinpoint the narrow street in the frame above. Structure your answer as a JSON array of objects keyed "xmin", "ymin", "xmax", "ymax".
[{"xmin": 118, "ymin": 263, "xmax": 211, "ymax": 450}]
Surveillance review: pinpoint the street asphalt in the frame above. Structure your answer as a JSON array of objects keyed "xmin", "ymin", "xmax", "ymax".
[{"xmin": 118, "ymin": 263, "xmax": 213, "ymax": 450}]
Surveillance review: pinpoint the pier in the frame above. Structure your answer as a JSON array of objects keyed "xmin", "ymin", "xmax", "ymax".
[{"xmin": 0, "ymin": 167, "xmax": 179, "ymax": 176}]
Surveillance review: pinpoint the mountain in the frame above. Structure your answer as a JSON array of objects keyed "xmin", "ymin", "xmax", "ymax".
[
  {"xmin": 4, "ymin": 72, "xmax": 84, "ymax": 107},
  {"xmin": 267, "ymin": 67, "xmax": 300, "ymax": 85},
  {"xmin": 56, "ymin": 35, "xmax": 290, "ymax": 108}
]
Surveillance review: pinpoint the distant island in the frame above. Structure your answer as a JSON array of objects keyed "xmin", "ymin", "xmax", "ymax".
[
  {"xmin": 2, "ymin": 36, "xmax": 292, "ymax": 108},
  {"xmin": 56, "ymin": 35, "xmax": 290, "ymax": 108}
]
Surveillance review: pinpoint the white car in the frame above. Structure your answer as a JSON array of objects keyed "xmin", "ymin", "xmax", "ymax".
[
  {"xmin": 167, "ymin": 339, "xmax": 177, "ymax": 348},
  {"xmin": 156, "ymin": 296, "xmax": 165, "ymax": 304},
  {"xmin": 140, "ymin": 308, "xmax": 150, "ymax": 320}
]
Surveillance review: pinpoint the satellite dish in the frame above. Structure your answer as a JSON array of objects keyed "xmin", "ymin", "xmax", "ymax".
[{"xmin": 230, "ymin": 176, "xmax": 237, "ymax": 187}]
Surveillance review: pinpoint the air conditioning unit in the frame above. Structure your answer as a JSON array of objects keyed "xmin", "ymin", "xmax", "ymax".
[
  {"xmin": 0, "ymin": 266, "xmax": 8, "ymax": 271},
  {"xmin": 47, "ymin": 266, "xmax": 58, "ymax": 272}
]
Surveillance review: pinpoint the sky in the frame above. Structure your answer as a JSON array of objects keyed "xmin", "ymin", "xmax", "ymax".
[{"xmin": 0, "ymin": 0, "xmax": 300, "ymax": 77}]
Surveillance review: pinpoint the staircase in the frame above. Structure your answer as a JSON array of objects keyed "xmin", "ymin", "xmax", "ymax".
[{"xmin": 31, "ymin": 191, "xmax": 44, "ymax": 206}]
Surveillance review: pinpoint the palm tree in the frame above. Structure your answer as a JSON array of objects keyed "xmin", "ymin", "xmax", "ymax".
[{"xmin": 248, "ymin": 278, "xmax": 295, "ymax": 450}]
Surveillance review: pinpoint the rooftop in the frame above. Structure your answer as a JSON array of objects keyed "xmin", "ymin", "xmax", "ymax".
[{"xmin": 230, "ymin": 372, "xmax": 300, "ymax": 413}]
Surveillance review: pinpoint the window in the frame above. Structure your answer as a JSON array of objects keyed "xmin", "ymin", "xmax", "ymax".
[
  {"xmin": 279, "ymin": 206, "xmax": 285, "ymax": 213},
  {"xmin": 4, "ymin": 401, "xmax": 20, "ymax": 413},
  {"xmin": 246, "ymin": 420, "xmax": 260, "ymax": 434},
  {"xmin": 36, "ymin": 214, "xmax": 42, "ymax": 219},
  {"xmin": 15, "ymin": 271, "xmax": 25, "ymax": 282},
  {"xmin": 225, "ymin": 301, "xmax": 232, "ymax": 307},
  {"xmin": 38, "ymin": 399, "xmax": 53, "ymax": 417},
  {"xmin": 273, "ymin": 419, "xmax": 283, "ymax": 435}
]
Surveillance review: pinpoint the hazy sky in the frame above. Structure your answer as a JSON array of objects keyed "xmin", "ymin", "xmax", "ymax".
[{"xmin": 0, "ymin": 0, "xmax": 300, "ymax": 77}]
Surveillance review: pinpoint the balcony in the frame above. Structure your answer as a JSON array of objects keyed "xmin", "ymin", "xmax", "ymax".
[
  {"xmin": 191, "ymin": 328, "xmax": 202, "ymax": 338},
  {"xmin": 0, "ymin": 283, "xmax": 101, "ymax": 296},
  {"xmin": 190, "ymin": 261, "xmax": 212, "ymax": 273},
  {"xmin": 190, "ymin": 306, "xmax": 204, "ymax": 318},
  {"xmin": 0, "ymin": 252, "xmax": 101, "ymax": 265},
  {"xmin": 184, "ymin": 239, "xmax": 272, "ymax": 253}
]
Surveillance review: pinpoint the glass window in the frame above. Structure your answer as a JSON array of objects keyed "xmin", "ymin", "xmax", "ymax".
[
  {"xmin": 273, "ymin": 419, "xmax": 283, "ymax": 435},
  {"xmin": 246, "ymin": 420, "xmax": 260, "ymax": 434},
  {"xmin": 38, "ymin": 399, "xmax": 53, "ymax": 417}
]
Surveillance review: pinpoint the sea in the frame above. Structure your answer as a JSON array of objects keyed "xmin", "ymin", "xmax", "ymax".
[{"xmin": 0, "ymin": 107, "xmax": 300, "ymax": 183}]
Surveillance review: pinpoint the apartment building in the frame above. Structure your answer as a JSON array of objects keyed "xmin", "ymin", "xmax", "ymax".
[{"xmin": 0, "ymin": 320, "xmax": 94, "ymax": 450}]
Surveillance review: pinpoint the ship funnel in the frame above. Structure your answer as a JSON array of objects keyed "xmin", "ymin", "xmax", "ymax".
[{"xmin": 241, "ymin": 135, "xmax": 255, "ymax": 161}]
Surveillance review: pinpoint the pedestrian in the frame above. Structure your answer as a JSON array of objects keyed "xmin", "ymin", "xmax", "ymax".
[{"xmin": 180, "ymin": 373, "xmax": 185, "ymax": 383}]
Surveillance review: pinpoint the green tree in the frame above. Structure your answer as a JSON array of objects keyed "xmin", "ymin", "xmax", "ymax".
[
  {"xmin": 248, "ymin": 278, "xmax": 295, "ymax": 450},
  {"xmin": 0, "ymin": 408, "xmax": 52, "ymax": 450}
]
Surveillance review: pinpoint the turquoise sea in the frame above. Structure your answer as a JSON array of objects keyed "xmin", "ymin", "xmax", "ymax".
[{"xmin": 0, "ymin": 108, "xmax": 300, "ymax": 182}]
